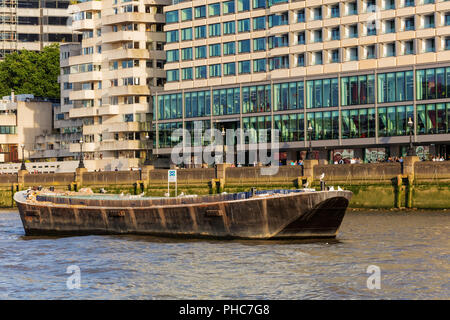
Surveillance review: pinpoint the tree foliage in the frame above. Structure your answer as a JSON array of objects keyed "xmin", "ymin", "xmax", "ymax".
[{"xmin": 0, "ymin": 44, "xmax": 60, "ymax": 99}]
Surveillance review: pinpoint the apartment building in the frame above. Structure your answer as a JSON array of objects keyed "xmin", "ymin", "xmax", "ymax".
[
  {"xmin": 0, "ymin": 93, "xmax": 53, "ymax": 163},
  {"xmin": 59, "ymin": 0, "xmax": 169, "ymax": 170},
  {"xmin": 156, "ymin": 0, "xmax": 450, "ymax": 164},
  {"xmin": 0, "ymin": 0, "xmax": 80, "ymax": 58}
]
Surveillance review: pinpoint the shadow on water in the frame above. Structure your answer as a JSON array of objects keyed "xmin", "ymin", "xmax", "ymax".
[{"xmin": 19, "ymin": 232, "xmax": 343, "ymax": 246}]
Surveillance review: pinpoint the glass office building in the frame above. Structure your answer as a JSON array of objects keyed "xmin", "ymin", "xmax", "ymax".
[{"xmin": 157, "ymin": 0, "xmax": 450, "ymax": 163}]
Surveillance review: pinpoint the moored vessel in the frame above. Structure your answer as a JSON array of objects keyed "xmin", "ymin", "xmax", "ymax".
[{"xmin": 14, "ymin": 188, "xmax": 352, "ymax": 239}]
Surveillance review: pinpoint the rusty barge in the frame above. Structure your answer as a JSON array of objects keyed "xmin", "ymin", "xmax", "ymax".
[{"xmin": 14, "ymin": 189, "xmax": 352, "ymax": 239}]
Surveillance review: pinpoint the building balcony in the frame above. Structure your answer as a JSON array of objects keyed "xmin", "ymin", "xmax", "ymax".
[
  {"xmin": 0, "ymin": 134, "xmax": 18, "ymax": 144},
  {"xmin": 72, "ymin": 19, "xmax": 95, "ymax": 31},
  {"xmin": 69, "ymin": 90, "xmax": 96, "ymax": 101},
  {"xmin": 102, "ymin": 12, "xmax": 164, "ymax": 26},
  {"xmin": 98, "ymin": 104, "xmax": 119, "ymax": 115},
  {"xmin": 104, "ymin": 48, "xmax": 150, "ymax": 61},
  {"xmin": 68, "ymin": 71, "xmax": 102, "ymax": 83},
  {"xmin": 100, "ymin": 140, "xmax": 142, "ymax": 151},
  {"xmin": 0, "ymin": 114, "xmax": 16, "ymax": 126},
  {"xmin": 68, "ymin": 1, "xmax": 102, "ymax": 13},
  {"xmin": 102, "ymin": 31, "xmax": 147, "ymax": 44},
  {"xmin": 69, "ymin": 107, "xmax": 98, "ymax": 118},
  {"xmin": 69, "ymin": 142, "xmax": 97, "ymax": 153},
  {"xmin": 108, "ymin": 85, "xmax": 150, "ymax": 96},
  {"xmin": 68, "ymin": 53, "xmax": 102, "ymax": 66},
  {"xmin": 105, "ymin": 122, "xmax": 141, "ymax": 133}
]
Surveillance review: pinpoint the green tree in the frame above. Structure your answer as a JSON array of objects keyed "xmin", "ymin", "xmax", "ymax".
[{"xmin": 0, "ymin": 44, "xmax": 60, "ymax": 99}]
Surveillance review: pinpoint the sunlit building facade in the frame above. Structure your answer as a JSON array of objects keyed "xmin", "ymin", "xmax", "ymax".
[
  {"xmin": 156, "ymin": 0, "xmax": 450, "ymax": 164},
  {"xmin": 61, "ymin": 0, "xmax": 170, "ymax": 169}
]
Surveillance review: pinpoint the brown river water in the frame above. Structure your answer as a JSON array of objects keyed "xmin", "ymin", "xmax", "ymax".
[{"xmin": 0, "ymin": 210, "xmax": 448, "ymax": 299}]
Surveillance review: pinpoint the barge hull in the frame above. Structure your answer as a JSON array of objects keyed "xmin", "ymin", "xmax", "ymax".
[{"xmin": 15, "ymin": 190, "xmax": 352, "ymax": 240}]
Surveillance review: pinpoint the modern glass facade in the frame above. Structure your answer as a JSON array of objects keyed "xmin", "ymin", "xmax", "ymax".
[{"xmin": 155, "ymin": 66, "xmax": 450, "ymax": 150}]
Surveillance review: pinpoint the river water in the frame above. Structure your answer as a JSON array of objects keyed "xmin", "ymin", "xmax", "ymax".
[{"xmin": 0, "ymin": 210, "xmax": 448, "ymax": 300}]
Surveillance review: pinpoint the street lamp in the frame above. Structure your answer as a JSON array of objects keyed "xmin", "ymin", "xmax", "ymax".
[
  {"xmin": 20, "ymin": 144, "xmax": 26, "ymax": 170},
  {"xmin": 78, "ymin": 139, "xmax": 85, "ymax": 169},
  {"xmin": 407, "ymin": 117, "xmax": 416, "ymax": 156},
  {"xmin": 306, "ymin": 122, "xmax": 314, "ymax": 160},
  {"xmin": 221, "ymin": 127, "xmax": 226, "ymax": 164},
  {"xmin": 144, "ymin": 133, "xmax": 152, "ymax": 165}
]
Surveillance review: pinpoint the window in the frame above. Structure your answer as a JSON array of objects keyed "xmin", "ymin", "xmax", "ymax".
[
  {"xmin": 195, "ymin": 6, "xmax": 206, "ymax": 19},
  {"xmin": 313, "ymin": 51, "xmax": 323, "ymax": 65},
  {"xmin": 209, "ymin": 64, "xmax": 221, "ymax": 77},
  {"xmin": 181, "ymin": 8, "xmax": 192, "ymax": 21},
  {"xmin": 313, "ymin": 29, "xmax": 322, "ymax": 43},
  {"xmin": 385, "ymin": 19, "xmax": 395, "ymax": 33},
  {"xmin": 424, "ymin": 38, "xmax": 435, "ymax": 53},
  {"xmin": 446, "ymin": 13, "xmax": 450, "ymax": 26},
  {"xmin": 405, "ymin": 17, "xmax": 415, "ymax": 31},
  {"xmin": 268, "ymin": 34, "xmax": 289, "ymax": 48},
  {"xmin": 331, "ymin": 5, "xmax": 340, "ymax": 18},
  {"xmin": 424, "ymin": 14, "xmax": 435, "ymax": 28},
  {"xmin": 208, "ymin": 3, "xmax": 220, "ymax": 16},
  {"xmin": 297, "ymin": 9, "xmax": 305, "ymax": 22},
  {"xmin": 166, "ymin": 10, "xmax": 178, "ymax": 23},
  {"xmin": 223, "ymin": 21, "xmax": 235, "ymax": 34},
  {"xmin": 348, "ymin": 47, "xmax": 358, "ymax": 61},
  {"xmin": 341, "ymin": 74, "xmax": 375, "ymax": 106},
  {"xmin": 195, "ymin": 46, "xmax": 207, "ymax": 59},
  {"xmin": 253, "ymin": 16, "xmax": 266, "ymax": 30},
  {"xmin": 253, "ymin": 37, "xmax": 266, "ymax": 51},
  {"xmin": 195, "ymin": 66, "xmax": 207, "ymax": 79},
  {"xmin": 446, "ymin": 37, "xmax": 450, "ymax": 50},
  {"xmin": 223, "ymin": 62, "xmax": 236, "ymax": 76},
  {"xmin": 268, "ymin": 12, "xmax": 288, "ymax": 28},
  {"xmin": 384, "ymin": 0, "xmax": 395, "ymax": 10},
  {"xmin": 331, "ymin": 49, "xmax": 339, "ymax": 63},
  {"xmin": 181, "ymin": 28, "xmax": 192, "ymax": 41},
  {"xmin": 166, "ymin": 69, "xmax": 179, "ymax": 82},
  {"xmin": 181, "ymin": 47, "xmax": 193, "ymax": 61},
  {"xmin": 313, "ymin": 7, "xmax": 322, "ymax": 20},
  {"xmin": 238, "ymin": 60, "xmax": 251, "ymax": 74},
  {"xmin": 331, "ymin": 27, "xmax": 340, "ymax": 40},
  {"xmin": 195, "ymin": 25, "xmax": 206, "ymax": 39},
  {"xmin": 269, "ymin": 55, "xmax": 289, "ymax": 70},
  {"xmin": 209, "ymin": 43, "xmax": 221, "ymax": 57},
  {"xmin": 253, "ymin": 0, "xmax": 266, "ymax": 9},
  {"xmin": 404, "ymin": 40, "xmax": 414, "ymax": 55},
  {"xmin": 223, "ymin": 41, "xmax": 236, "ymax": 55},
  {"xmin": 385, "ymin": 43, "xmax": 396, "ymax": 57},
  {"xmin": 306, "ymin": 78, "xmax": 339, "ymax": 108},
  {"xmin": 238, "ymin": 39, "xmax": 251, "ymax": 53},
  {"xmin": 209, "ymin": 23, "xmax": 221, "ymax": 37},
  {"xmin": 297, "ymin": 54, "xmax": 305, "ymax": 66},
  {"xmin": 182, "ymin": 67, "xmax": 193, "ymax": 80},
  {"xmin": 348, "ymin": 2, "xmax": 357, "ymax": 15},
  {"xmin": 404, "ymin": 0, "xmax": 414, "ymax": 7},
  {"xmin": 166, "ymin": 49, "xmax": 179, "ymax": 62},
  {"xmin": 253, "ymin": 59, "xmax": 266, "ymax": 72},
  {"xmin": 238, "ymin": 0, "xmax": 250, "ymax": 12},
  {"xmin": 349, "ymin": 24, "xmax": 358, "ymax": 38},
  {"xmin": 366, "ymin": 45, "xmax": 376, "ymax": 59},
  {"xmin": 223, "ymin": 1, "xmax": 235, "ymax": 14},
  {"xmin": 238, "ymin": 19, "xmax": 250, "ymax": 32},
  {"xmin": 166, "ymin": 30, "xmax": 178, "ymax": 43},
  {"xmin": 377, "ymin": 71, "xmax": 414, "ymax": 103}
]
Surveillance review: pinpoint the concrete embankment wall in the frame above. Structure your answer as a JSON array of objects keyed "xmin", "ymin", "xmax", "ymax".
[{"xmin": 1, "ymin": 158, "xmax": 449, "ymax": 209}]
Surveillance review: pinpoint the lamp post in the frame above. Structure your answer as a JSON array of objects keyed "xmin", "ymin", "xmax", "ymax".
[
  {"xmin": 78, "ymin": 139, "xmax": 85, "ymax": 169},
  {"xmin": 306, "ymin": 122, "xmax": 314, "ymax": 160},
  {"xmin": 20, "ymin": 144, "xmax": 26, "ymax": 170},
  {"xmin": 407, "ymin": 117, "xmax": 416, "ymax": 156},
  {"xmin": 221, "ymin": 127, "xmax": 226, "ymax": 164},
  {"xmin": 144, "ymin": 133, "xmax": 151, "ymax": 165}
]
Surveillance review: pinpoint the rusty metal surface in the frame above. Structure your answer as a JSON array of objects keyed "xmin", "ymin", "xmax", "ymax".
[{"xmin": 15, "ymin": 190, "xmax": 352, "ymax": 239}]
